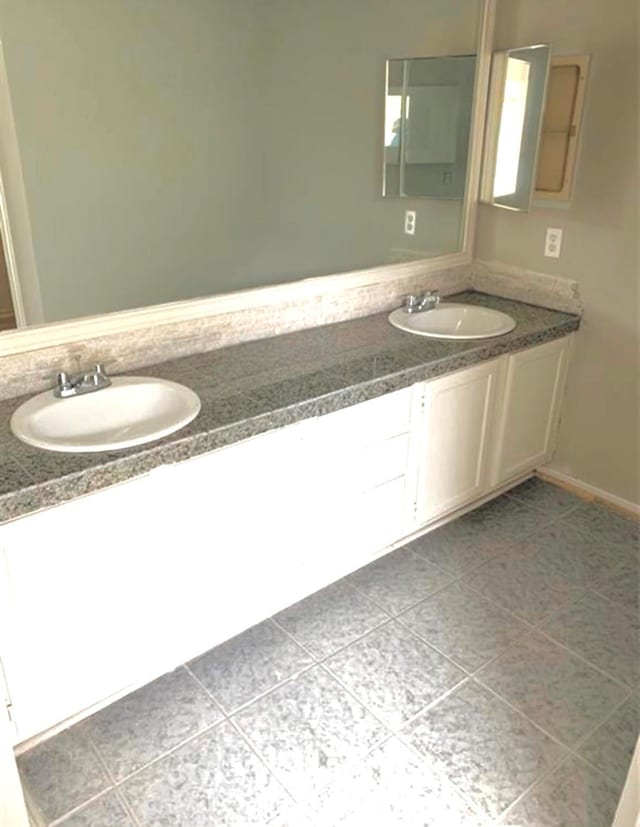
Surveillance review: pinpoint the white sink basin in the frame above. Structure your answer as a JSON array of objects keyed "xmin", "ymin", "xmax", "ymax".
[
  {"xmin": 388, "ymin": 303, "xmax": 516, "ymax": 339},
  {"xmin": 10, "ymin": 377, "xmax": 201, "ymax": 453}
]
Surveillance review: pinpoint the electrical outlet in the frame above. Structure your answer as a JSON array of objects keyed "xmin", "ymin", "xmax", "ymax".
[
  {"xmin": 404, "ymin": 210, "xmax": 416, "ymax": 236},
  {"xmin": 544, "ymin": 227, "xmax": 563, "ymax": 258}
]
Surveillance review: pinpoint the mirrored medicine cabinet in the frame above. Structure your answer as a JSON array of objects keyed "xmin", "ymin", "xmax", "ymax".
[{"xmin": 481, "ymin": 45, "xmax": 590, "ymax": 212}]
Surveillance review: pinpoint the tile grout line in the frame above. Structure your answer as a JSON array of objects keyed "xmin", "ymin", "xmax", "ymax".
[
  {"xmin": 183, "ymin": 657, "xmax": 326, "ymax": 817},
  {"xmin": 494, "ymin": 700, "xmax": 632, "ymax": 827},
  {"xmin": 94, "ymin": 717, "xmax": 224, "ymax": 790},
  {"xmin": 83, "ymin": 732, "xmax": 147, "ymax": 827},
  {"xmin": 493, "ymin": 750, "xmax": 577, "ymax": 824},
  {"xmin": 455, "ymin": 559, "xmax": 639, "ymax": 689},
  {"xmin": 456, "ymin": 571, "xmax": 635, "ymax": 691},
  {"xmin": 318, "ymin": 661, "xmax": 490, "ymax": 823},
  {"xmin": 48, "ymin": 789, "xmax": 117, "ymax": 827},
  {"xmin": 224, "ymin": 716, "xmax": 302, "ymax": 812},
  {"xmin": 469, "ymin": 671, "xmax": 638, "ymax": 813},
  {"xmin": 474, "ymin": 665, "xmax": 634, "ymax": 764}
]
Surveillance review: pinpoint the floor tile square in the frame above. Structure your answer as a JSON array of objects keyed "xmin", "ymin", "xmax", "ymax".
[
  {"xmin": 464, "ymin": 552, "xmax": 584, "ymax": 625},
  {"xmin": 565, "ymin": 502, "xmax": 640, "ymax": 547},
  {"xmin": 407, "ymin": 495, "xmax": 551, "ymax": 576},
  {"xmin": 56, "ymin": 791, "xmax": 135, "ymax": 827},
  {"xmin": 17, "ymin": 726, "xmax": 111, "ymax": 823},
  {"xmin": 544, "ymin": 592, "xmax": 640, "ymax": 687},
  {"xmin": 400, "ymin": 581, "xmax": 529, "ymax": 672},
  {"xmin": 517, "ymin": 521, "xmax": 631, "ymax": 588},
  {"xmin": 501, "ymin": 756, "xmax": 621, "ymax": 827},
  {"xmin": 273, "ymin": 579, "xmax": 388, "ymax": 659},
  {"xmin": 233, "ymin": 665, "xmax": 388, "ymax": 798},
  {"xmin": 591, "ymin": 557, "xmax": 640, "ymax": 612},
  {"xmin": 121, "ymin": 720, "xmax": 291, "ymax": 826},
  {"xmin": 188, "ymin": 619, "xmax": 313, "ymax": 713},
  {"xmin": 402, "ymin": 680, "xmax": 566, "ymax": 819},
  {"xmin": 506, "ymin": 478, "xmax": 582, "ymax": 519},
  {"xmin": 308, "ymin": 737, "xmax": 484, "ymax": 826},
  {"xmin": 578, "ymin": 692, "xmax": 640, "ymax": 788},
  {"xmin": 348, "ymin": 547, "xmax": 453, "ymax": 615},
  {"xmin": 84, "ymin": 666, "xmax": 222, "ymax": 780},
  {"xmin": 326, "ymin": 621, "xmax": 465, "ymax": 728},
  {"xmin": 477, "ymin": 631, "xmax": 628, "ymax": 746}
]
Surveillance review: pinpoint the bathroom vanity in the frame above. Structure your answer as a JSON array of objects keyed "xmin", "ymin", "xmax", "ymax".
[{"xmin": 0, "ymin": 293, "xmax": 578, "ymax": 747}]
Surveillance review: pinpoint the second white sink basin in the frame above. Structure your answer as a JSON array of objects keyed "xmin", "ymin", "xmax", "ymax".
[
  {"xmin": 10, "ymin": 376, "xmax": 201, "ymax": 453},
  {"xmin": 389, "ymin": 303, "xmax": 516, "ymax": 339}
]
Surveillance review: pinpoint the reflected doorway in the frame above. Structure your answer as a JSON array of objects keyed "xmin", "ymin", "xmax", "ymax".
[{"xmin": 0, "ymin": 229, "xmax": 16, "ymax": 331}]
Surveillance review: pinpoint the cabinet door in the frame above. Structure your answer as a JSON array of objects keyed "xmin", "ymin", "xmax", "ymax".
[
  {"xmin": 0, "ymin": 474, "xmax": 173, "ymax": 743},
  {"xmin": 415, "ymin": 360, "xmax": 501, "ymax": 524},
  {"xmin": 490, "ymin": 337, "xmax": 570, "ymax": 486},
  {"xmin": 159, "ymin": 422, "xmax": 315, "ymax": 658}
]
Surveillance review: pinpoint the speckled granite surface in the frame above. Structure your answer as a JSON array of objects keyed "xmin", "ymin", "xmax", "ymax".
[{"xmin": 0, "ymin": 292, "xmax": 580, "ymax": 525}]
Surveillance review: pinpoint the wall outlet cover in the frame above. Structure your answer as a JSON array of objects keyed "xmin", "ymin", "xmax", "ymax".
[{"xmin": 544, "ymin": 227, "xmax": 563, "ymax": 258}]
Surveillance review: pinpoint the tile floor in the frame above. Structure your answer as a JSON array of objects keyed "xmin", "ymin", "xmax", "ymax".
[{"xmin": 17, "ymin": 478, "xmax": 640, "ymax": 826}]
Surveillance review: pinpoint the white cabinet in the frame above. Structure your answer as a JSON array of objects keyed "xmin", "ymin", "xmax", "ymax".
[
  {"xmin": 0, "ymin": 474, "xmax": 174, "ymax": 742},
  {"xmin": 490, "ymin": 337, "xmax": 569, "ymax": 486},
  {"xmin": 0, "ymin": 337, "xmax": 572, "ymax": 745},
  {"xmin": 414, "ymin": 360, "xmax": 501, "ymax": 523},
  {"xmin": 309, "ymin": 387, "xmax": 415, "ymax": 577},
  {"xmin": 157, "ymin": 420, "xmax": 316, "ymax": 660}
]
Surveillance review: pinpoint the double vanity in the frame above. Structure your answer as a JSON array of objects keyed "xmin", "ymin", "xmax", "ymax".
[{"xmin": 0, "ymin": 292, "xmax": 579, "ymax": 748}]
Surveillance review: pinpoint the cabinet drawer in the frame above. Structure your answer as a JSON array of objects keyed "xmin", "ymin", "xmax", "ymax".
[
  {"xmin": 352, "ymin": 476, "xmax": 409, "ymax": 556},
  {"xmin": 323, "ymin": 433, "xmax": 410, "ymax": 495},
  {"xmin": 315, "ymin": 387, "xmax": 412, "ymax": 448}
]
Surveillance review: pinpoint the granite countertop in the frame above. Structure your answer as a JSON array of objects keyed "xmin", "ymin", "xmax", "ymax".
[{"xmin": 0, "ymin": 292, "xmax": 580, "ymax": 525}]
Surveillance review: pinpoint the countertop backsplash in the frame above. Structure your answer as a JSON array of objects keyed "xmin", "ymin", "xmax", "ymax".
[
  {"xmin": 0, "ymin": 264, "xmax": 470, "ymax": 402},
  {"xmin": 0, "ymin": 260, "xmax": 581, "ymax": 403}
]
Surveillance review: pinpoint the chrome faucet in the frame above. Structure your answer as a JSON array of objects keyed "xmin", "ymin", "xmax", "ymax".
[
  {"xmin": 402, "ymin": 290, "xmax": 440, "ymax": 313},
  {"xmin": 54, "ymin": 363, "xmax": 111, "ymax": 398}
]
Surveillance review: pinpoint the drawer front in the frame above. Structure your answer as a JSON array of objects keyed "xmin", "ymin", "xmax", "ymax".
[
  {"xmin": 322, "ymin": 433, "xmax": 410, "ymax": 496},
  {"xmin": 348, "ymin": 476, "xmax": 410, "ymax": 561},
  {"xmin": 315, "ymin": 387, "xmax": 412, "ymax": 449}
]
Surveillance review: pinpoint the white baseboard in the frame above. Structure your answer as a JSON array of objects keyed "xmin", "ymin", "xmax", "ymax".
[{"xmin": 537, "ymin": 467, "xmax": 640, "ymax": 520}]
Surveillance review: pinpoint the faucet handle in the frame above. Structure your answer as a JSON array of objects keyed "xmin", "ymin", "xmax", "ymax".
[
  {"xmin": 57, "ymin": 371, "xmax": 72, "ymax": 391},
  {"xmin": 88, "ymin": 362, "xmax": 111, "ymax": 388},
  {"xmin": 402, "ymin": 295, "xmax": 419, "ymax": 313},
  {"xmin": 55, "ymin": 371, "xmax": 74, "ymax": 398}
]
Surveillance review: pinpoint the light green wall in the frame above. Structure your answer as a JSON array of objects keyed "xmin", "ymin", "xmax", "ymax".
[
  {"xmin": 249, "ymin": 0, "xmax": 479, "ymax": 282},
  {"xmin": 0, "ymin": 0, "xmax": 267, "ymax": 321},
  {"xmin": 476, "ymin": 0, "xmax": 639, "ymax": 503},
  {"xmin": 0, "ymin": 0, "xmax": 479, "ymax": 322}
]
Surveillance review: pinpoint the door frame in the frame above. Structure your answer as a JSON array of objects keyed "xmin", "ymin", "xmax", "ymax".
[{"xmin": 0, "ymin": 41, "xmax": 44, "ymax": 328}]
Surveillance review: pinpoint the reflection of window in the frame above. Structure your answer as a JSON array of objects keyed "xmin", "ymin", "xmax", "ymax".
[
  {"xmin": 493, "ymin": 57, "xmax": 530, "ymax": 198},
  {"xmin": 384, "ymin": 94, "xmax": 403, "ymax": 147}
]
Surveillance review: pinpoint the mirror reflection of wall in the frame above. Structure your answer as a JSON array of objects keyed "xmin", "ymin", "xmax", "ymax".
[{"xmin": 0, "ymin": 0, "xmax": 481, "ymax": 327}]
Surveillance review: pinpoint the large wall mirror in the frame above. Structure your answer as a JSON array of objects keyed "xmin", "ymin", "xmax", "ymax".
[{"xmin": 0, "ymin": 0, "xmax": 485, "ymax": 335}]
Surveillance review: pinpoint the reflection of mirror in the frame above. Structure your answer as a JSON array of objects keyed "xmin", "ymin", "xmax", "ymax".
[
  {"xmin": 0, "ymin": 0, "xmax": 483, "ymax": 330},
  {"xmin": 481, "ymin": 44, "xmax": 551, "ymax": 211},
  {"xmin": 383, "ymin": 56, "xmax": 476, "ymax": 202}
]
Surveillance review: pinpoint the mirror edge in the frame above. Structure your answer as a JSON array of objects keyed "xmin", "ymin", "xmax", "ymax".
[{"xmin": 0, "ymin": 0, "xmax": 496, "ymax": 359}]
